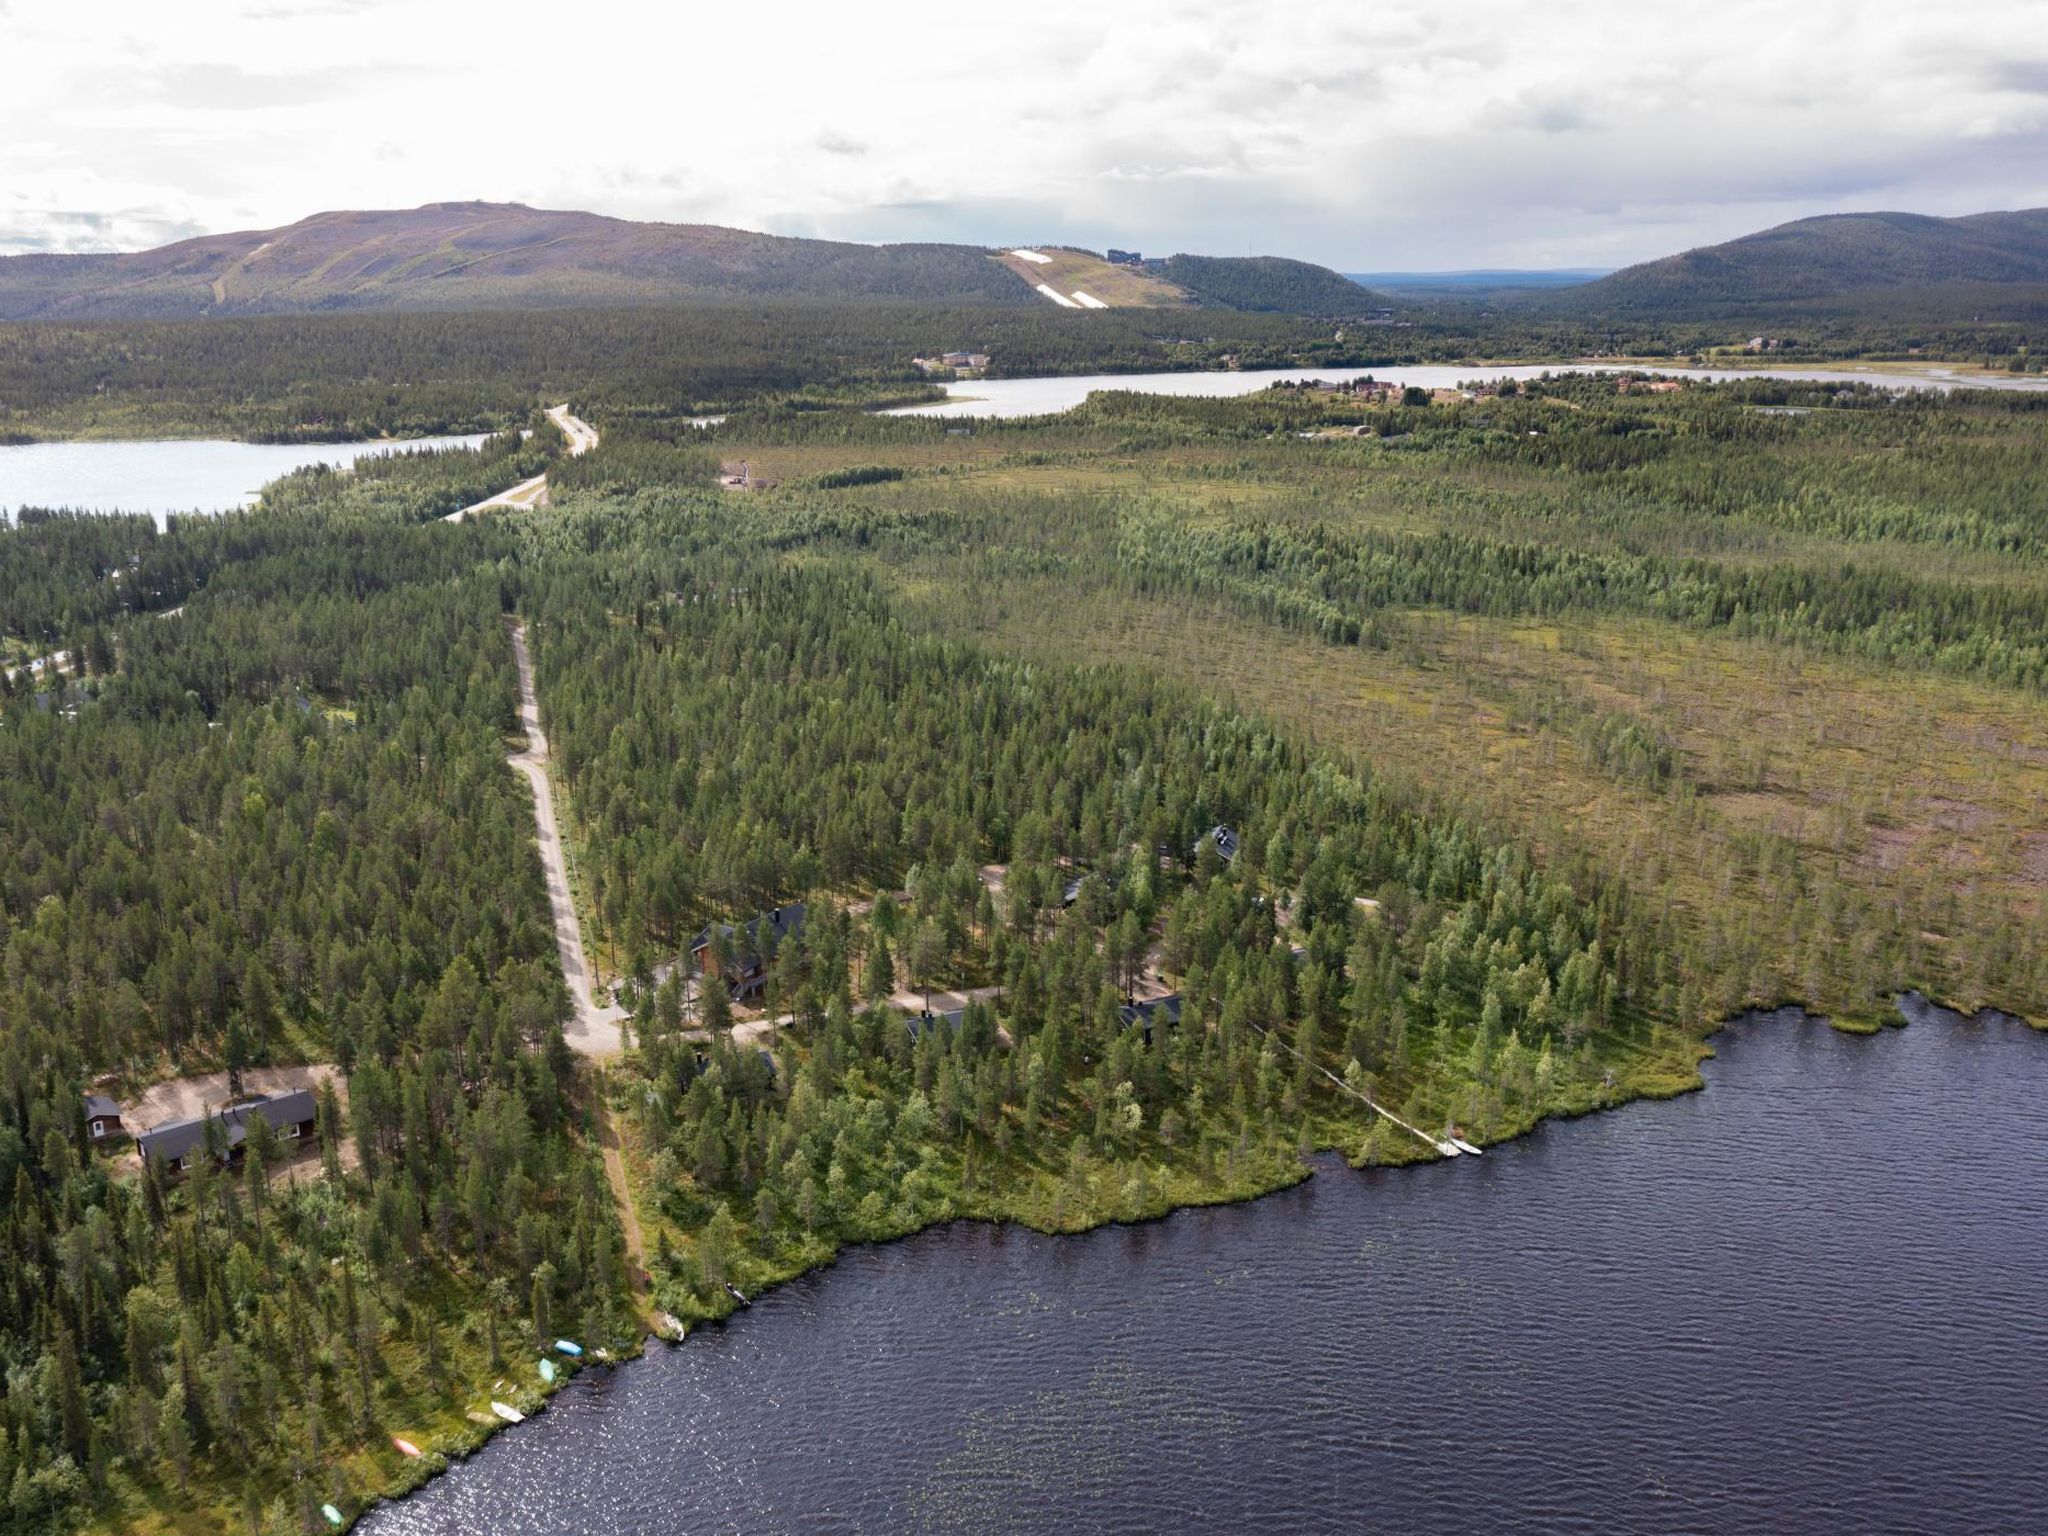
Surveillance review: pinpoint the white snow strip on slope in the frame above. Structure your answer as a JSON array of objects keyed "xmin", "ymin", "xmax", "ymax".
[
  {"xmin": 1035, "ymin": 283, "xmax": 1082, "ymax": 308},
  {"xmin": 1071, "ymin": 290, "xmax": 1109, "ymax": 309},
  {"xmin": 1010, "ymin": 248, "xmax": 1053, "ymax": 264}
]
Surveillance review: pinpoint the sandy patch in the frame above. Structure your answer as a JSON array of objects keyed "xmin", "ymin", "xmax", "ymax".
[{"xmin": 123, "ymin": 1063, "xmax": 342, "ymax": 1134}]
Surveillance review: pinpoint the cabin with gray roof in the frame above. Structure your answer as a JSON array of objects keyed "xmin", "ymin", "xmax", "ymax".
[
  {"xmin": 1118, "ymin": 994, "xmax": 1183, "ymax": 1043},
  {"xmin": 690, "ymin": 902, "xmax": 807, "ymax": 1001},
  {"xmin": 136, "ymin": 1089, "xmax": 318, "ymax": 1175}
]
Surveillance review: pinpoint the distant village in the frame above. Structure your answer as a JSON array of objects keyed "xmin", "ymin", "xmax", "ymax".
[{"xmin": 1275, "ymin": 372, "xmax": 1692, "ymax": 406}]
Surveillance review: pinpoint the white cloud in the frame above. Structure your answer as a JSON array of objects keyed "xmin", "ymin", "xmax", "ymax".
[{"xmin": 0, "ymin": 0, "xmax": 2043, "ymax": 268}]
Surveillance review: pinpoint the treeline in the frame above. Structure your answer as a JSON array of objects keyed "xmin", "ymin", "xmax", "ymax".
[{"xmin": 0, "ymin": 306, "xmax": 1352, "ymax": 441}]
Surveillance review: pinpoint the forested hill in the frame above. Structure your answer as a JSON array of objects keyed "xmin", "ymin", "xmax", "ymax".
[
  {"xmin": 1154, "ymin": 254, "xmax": 1378, "ymax": 312},
  {"xmin": 1573, "ymin": 207, "xmax": 2048, "ymax": 311},
  {"xmin": 0, "ymin": 202, "xmax": 1380, "ymax": 319}
]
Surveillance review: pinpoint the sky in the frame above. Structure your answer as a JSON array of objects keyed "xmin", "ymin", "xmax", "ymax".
[{"xmin": 4, "ymin": 0, "xmax": 2045, "ymax": 270}]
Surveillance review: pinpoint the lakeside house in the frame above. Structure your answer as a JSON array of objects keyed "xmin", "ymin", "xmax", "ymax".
[
  {"xmin": 691, "ymin": 903, "xmax": 807, "ymax": 1002},
  {"xmin": 136, "ymin": 1089, "xmax": 318, "ymax": 1175},
  {"xmin": 84, "ymin": 1094, "xmax": 125, "ymax": 1143}
]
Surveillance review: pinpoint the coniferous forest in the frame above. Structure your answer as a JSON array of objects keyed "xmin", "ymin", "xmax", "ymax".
[{"xmin": 2, "ymin": 318, "xmax": 2045, "ymax": 1533}]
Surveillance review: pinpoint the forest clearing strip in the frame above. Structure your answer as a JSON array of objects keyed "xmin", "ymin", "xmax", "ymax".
[{"xmin": 508, "ymin": 617, "xmax": 626, "ymax": 1056}]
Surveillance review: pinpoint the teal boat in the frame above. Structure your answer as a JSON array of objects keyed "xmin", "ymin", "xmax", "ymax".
[
  {"xmin": 321, "ymin": 1504, "xmax": 344, "ymax": 1527},
  {"xmin": 539, "ymin": 1358, "xmax": 557, "ymax": 1383},
  {"xmin": 554, "ymin": 1339, "xmax": 583, "ymax": 1356}
]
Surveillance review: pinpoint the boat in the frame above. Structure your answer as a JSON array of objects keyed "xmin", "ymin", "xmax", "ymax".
[
  {"xmin": 321, "ymin": 1505, "xmax": 344, "ymax": 1527},
  {"xmin": 553, "ymin": 1339, "xmax": 583, "ymax": 1356},
  {"xmin": 490, "ymin": 1401, "xmax": 525, "ymax": 1424},
  {"xmin": 1434, "ymin": 1139, "xmax": 1463, "ymax": 1157},
  {"xmin": 724, "ymin": 1281, "xmax": 751, "ymax": 1307},
  {"xmin": 538, "ymin": 1358, "xmax": 556, "ymax": 1383},
  {"xmin": 1447, "ymin": 1133, "xmax": 1484, "ymax": 1156},
  {"xmin": 391, "ymin": 1436, "xmax": 422, "ymax": 1458}
]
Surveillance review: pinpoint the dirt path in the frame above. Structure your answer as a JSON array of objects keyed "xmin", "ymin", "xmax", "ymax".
[
  {"xmin": 508, "ymin": 618, "xmax": 625, "ymax": 1057},
  {"xmin": 589, "ymin": 1073, "xmax": 659, "ymax": 1330},
  {"xmin": 446, "ymin": 403, "xmax": 599, "ymax": 522}
]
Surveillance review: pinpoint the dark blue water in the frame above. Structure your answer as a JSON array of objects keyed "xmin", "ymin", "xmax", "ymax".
[{"xmin": 361, "ymin": 1001, "xmax": 2048, "ymax": 1535}]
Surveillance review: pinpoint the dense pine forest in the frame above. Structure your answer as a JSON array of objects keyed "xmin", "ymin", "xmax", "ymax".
[
  {"xmin": 2, "ymin": 347, "xmax": 2045, "ymax": 1533},
  {"xmin": 0, "ymin": 440, "xmax": 632, "ymax": 1533},
  {"xmin": 5, "ymin": 300, "xmax": 2041, "ymax": 447}
]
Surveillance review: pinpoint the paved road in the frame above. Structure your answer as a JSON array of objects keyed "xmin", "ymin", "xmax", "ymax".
[
  {"xmin": 509, "ymin": 618, "xmax": 625, "ymax": 1057},
  {"xmin": 446, "ymin": 403, "xmax": 599, "ymax": 523}
]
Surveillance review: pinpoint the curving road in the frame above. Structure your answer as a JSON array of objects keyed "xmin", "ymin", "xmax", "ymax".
[
  {"xmin": 446, "ymin": 403, "xmax": 599, "ymax": 523},
  {"xmin": 508, "ymin": 618, "xmax": 625, "ymax": 1056}
]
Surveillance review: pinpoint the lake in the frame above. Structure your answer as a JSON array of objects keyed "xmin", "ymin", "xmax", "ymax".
[
  {"xmin": 358, "ymin": 997, "xmax": 2048, "ymax": 1535},
  {"xmin": 887, "ymin": 363, "xmax": 2048, "ymax": 418},
  {"xmin": 0, "ymin": 434, "xmax": 490, "ymax": 527}
]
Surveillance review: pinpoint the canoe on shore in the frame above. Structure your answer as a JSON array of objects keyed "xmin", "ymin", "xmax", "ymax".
[
  {"xmin": 490, "ymin": 1401, "xmax": 525, "ymax": 1424},
  {"xmin": 554, "ymin": 1339, "xmax": 583, "ymax": 1357},
  {"xmin": 392, "ymin": 1436, "xmax": 422, "ymax": 1457}
]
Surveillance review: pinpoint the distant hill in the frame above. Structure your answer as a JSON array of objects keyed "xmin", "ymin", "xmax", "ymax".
[
  {"xmin": 1154, "ymin": 255, "xmax": 1379, "ymax": 312},
  {"xmin": 0, "ymin": 203, "xmax": 1031, "ymax": 319},
  {"xmin": 0, "ymin": 203, "xmax": 1384, "ymax": 320},
  {"xmin": 1575, "ymin": 208, "xmax": 2048, "ymax": 311}
]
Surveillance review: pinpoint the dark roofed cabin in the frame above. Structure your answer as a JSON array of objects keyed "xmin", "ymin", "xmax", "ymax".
[
  {"xmin": 691, "ymin": 903, "xmax": 807, "ymax": 1001},
  {"xmin": 1197, "ymin": 825, "xmax": 1240, "ymax": 863},
  {"xmin": 903, "ymin": 1005, "xmax": 968, "ymax": 1042},
  {"xmin": 1118, "ymin": 993, "xmax": 1183, "ymax": 1044},
  {"xmin": 136, "ymin": 1089, "xmax": 319, "ymax": 1176},
  {"xmin": 85, "ymin": 1094, "xmax": 125, "ymax": 1143}
]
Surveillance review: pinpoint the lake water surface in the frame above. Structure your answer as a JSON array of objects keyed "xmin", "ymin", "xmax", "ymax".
[
  {"xmin": 888, "ymin": 363, "xmax": 2048, "ymax": 418},
  {"xmin": 0, "ymin": 434, "xmax": 489, "ymax": 526},
  {"xmin": 359, "ymin": 998, "xmax": 2048, "ymax": 1535}
]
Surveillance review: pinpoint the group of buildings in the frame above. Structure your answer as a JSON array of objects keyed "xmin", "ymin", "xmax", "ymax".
[{"xmin": 912, "ymin": 351, "xmax": 992, "ymax": 376}]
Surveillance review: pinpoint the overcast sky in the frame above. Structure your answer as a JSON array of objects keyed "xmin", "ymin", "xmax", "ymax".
[{"xmin": 4, "ymin": 0, "xmax": 2044, "ymax": 269}]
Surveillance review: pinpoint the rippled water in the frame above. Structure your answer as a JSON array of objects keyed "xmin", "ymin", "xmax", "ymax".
[
  {"xmin": 0, "ymin": 434, "xmax": 489, "ymax": 526},
  {"xmin": 885, "ymin": 363, "xmax": 2048, "ymax": 418},
  {"xmin": 361, "ymin": 1001, "xmax": 2048, "ymax": 1535}
]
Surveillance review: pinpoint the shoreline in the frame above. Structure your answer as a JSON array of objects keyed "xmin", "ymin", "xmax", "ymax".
[{"xmin": 329, "ymin": 988, "xmax": 2035, "ymax": 1532}]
